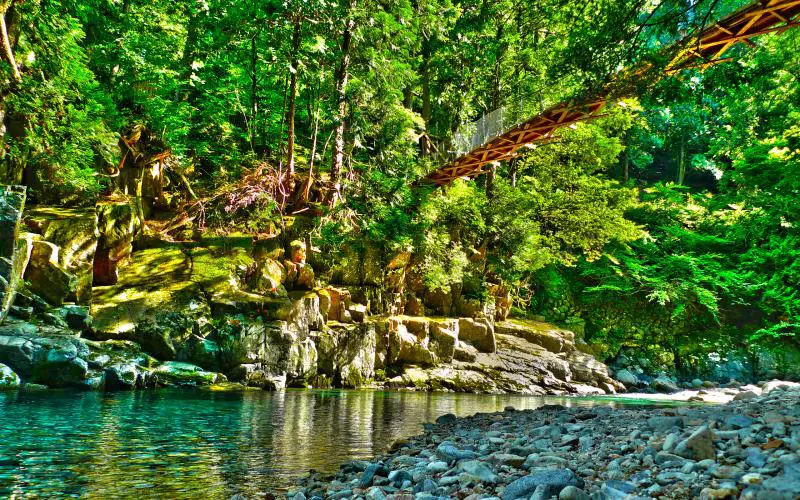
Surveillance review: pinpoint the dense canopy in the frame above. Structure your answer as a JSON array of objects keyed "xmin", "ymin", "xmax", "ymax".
[{"xmin": 1, "ymin": 0, "xmax": 799, "ymax": 369}]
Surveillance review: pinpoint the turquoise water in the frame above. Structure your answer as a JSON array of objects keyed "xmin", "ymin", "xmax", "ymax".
[{"xmin": 0, "ymin": 388, "xmax": 684, "ymax": 498}]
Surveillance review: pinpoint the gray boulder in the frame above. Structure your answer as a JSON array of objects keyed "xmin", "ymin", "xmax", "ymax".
[
  {"xmin": 458, "ymin": 317, "xmax": 496, "ymax": 353},
  {"xmin": 502, "ymin": 469, "xmax": 584, "ymax": 499},
  {"xmin": 651, "ymin": 375, "xmax": 680, "ymax": 393},
  {"xmin": 674, "ymin": 425, "xmax": 715, "ymax": 460},
  {"xmin": 23, "ymin": 240, "xmax": 78, "ymax": 306},
  {"xmin": 614, "ymin": 368, "xmax": 640, "ymax": 387}
]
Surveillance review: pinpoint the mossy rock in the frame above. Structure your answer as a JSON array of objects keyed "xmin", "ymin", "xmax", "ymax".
[
  {"xmin": 154, "ymin": 361, "xmax": 222, "ymax": 386},
  {"xmin": 91, "ymin": 245, "xmax": 204, "ymax": 336}
]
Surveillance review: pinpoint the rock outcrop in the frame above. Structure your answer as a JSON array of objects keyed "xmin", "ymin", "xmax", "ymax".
[
  {"xmin": 0, "ymin": 195, "xmax": 622, "ymax": 395},
  {"xmin": 0, "ymin": 320, "xmax": 222, "ymax": 389},
  {"xmin": 0, "ymin": 185, "xmax": 27, "ymax": 322}
]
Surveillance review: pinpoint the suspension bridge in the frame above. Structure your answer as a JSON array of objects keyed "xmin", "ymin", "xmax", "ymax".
[{"xmin": 424, "ymin": 0, "xmax": 800, "ymax": 186}]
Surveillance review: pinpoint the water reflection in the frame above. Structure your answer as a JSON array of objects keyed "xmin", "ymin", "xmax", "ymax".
[{"xmin": 0, "ymin": 388, "xmax": 683, "ymax": 497}]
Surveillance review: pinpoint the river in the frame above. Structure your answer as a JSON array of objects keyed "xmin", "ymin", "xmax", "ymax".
[{"xmin": 0, "ymin": 388, "xmax": 688, "ymax": 497}]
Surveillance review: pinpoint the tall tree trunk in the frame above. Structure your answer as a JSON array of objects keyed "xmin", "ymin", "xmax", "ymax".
[
  {"xmin": 250, "ymin": 32, "xmax": 258, "ymax": 150},
  {"xmin": 303, "ymin": 72, "xmax": 323, "ymax": 203},
  {"xmin": 178, "ymin": 2, "xmax": 200, "ymax": 102},
  {"xmin": 679, "ymin": 135, "xmax": 686, "ymax": 184},
  {"xmin": 509, "ymin": 158, "xmax": 518, "ymax": 187},
  {"xmin": 285, "ymin": 19, "xmax": 302, "ymax": 187},
  {"xmin": 624, "ymin": 151, "xmax": 630, "ymax": 181},
  {"xmin": 485, "ymin": 22, "xmax": 506, "ymax": 199},
  {"xmin": 331, "ymin": 3, "xmax": 354, "ymax": 203},
  {"xmin": 403, "ymin": 87, "xmax": 413, "ymax": 109},
  {"xmin": 419, "ymin": 33, "xmax": 432, "ymax": 156},
  {"xmin": 0, "ymin": 5, "xmax": 21, "ymax": 83}
]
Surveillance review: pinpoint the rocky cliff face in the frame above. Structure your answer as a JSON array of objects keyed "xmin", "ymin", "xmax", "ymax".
[{"xmin": 0, "ymin": 189, "xmax": 620, "ymax": 395}]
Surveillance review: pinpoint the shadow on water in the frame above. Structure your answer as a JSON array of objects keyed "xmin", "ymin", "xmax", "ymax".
[{"xmin": 0, "ymin": 388, "xmax": 691, "ymax": 497}]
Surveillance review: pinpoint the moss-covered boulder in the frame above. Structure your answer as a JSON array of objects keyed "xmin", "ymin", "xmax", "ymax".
[
  {"xmin": 314, "ymin": 322, "xmax": 376, "ymax": 388},
  {"xmin": 153, "ymin": 361, "xmax": 224, "ymax": 386},
  {"xmin": 0, "ymin": 363, "xmax": 20, "ymax": 389},
  {"xmin": 24, "ymin": 206, "xmax": 99, "ymax": 304},
  {"xmin": 91, "ymin": 244, "xmax": 206, "ymax": 342},
  {"xmin": 496, "ymin": 319, "xmax": 575, "ymax": 353},
  {"xmin": 94, "ymin": 198, "xmax": 142, "ymax": 285},
  {"xmin": 23, "ymin": 241, "xmax": 78, "ymax": 306}
]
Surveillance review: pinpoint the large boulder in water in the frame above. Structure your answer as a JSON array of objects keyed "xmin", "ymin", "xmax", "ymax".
[
  {"xmin": 315, "ymin": 321, "xmax": 376, "ymax": 388},
  {"xmin": 0, "ymin": 329, "xmax": 89, "ymax": 387},
  {"xmin": 153, "ymin": 361, "xmax": 224, "ymax": 386}
]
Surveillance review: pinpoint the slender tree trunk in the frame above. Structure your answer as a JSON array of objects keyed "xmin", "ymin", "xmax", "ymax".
[
  {"xmin": 509, "ymin": 158, "xmax": 518, "ymax": 187},
  {"xmin": 485, "ymin": 22, "xmax": 506, "ymax": 199},
  {"xmin": 250, "ymin": 33, "xmax": 258, "ymax": 150},
  {"xmin": 624, "ymin": 151, "xmax": 630, "ymax": 181},
  {"xmin": 286, "ymin": 19, "xmax": 301, "ymax": 186},
  {"xmin": 178, "ymin": 2, "xmax": 200, "ymax": 103},
  {"xmin": 0, "ymin": 6, "xmax": 21, "ymax": 83},
  {"xmin": 303, "ymin": 73, "xmax": 323, "ymax": 203},
  {"xmin": 678, "ymin": 133, "xmax": 686, "ymax": 185},
  {"xmin": 331, "ymin": 4, "xmax": 354, "ymax": 203},
  {"xmin": 419, "ymin": 34, "xmax": 432, "ymax": 156}
]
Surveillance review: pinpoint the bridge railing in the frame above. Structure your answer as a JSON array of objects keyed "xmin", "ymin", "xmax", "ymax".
[{"xmin": 451, "ymin": 93, "xmax": 561, "ymax": 158}]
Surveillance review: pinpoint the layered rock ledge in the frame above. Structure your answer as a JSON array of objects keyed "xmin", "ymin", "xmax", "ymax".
[{"xmin": 293, "ymin": 384, "xmax": 800, "ymax": 499}]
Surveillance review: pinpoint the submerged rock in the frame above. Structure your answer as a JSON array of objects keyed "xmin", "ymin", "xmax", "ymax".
[{"xmin": 153, "ymin": 361, "xmax": 224, "ymax": 386}]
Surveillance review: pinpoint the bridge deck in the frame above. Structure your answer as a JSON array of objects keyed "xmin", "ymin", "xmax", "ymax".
[{"xmin": 425, "ymin": 0, "xmax": 800, "ymax": 186}]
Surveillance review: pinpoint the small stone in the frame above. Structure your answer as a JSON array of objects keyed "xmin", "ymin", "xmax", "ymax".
[
  {"xmin": 663, "ymin": 432, "xmax": 680, "ymax": 452},
  {"xmin": 558, "ymin": 486, "xmax": 589, "ymax": 500},
  {"xmin": 456, "ymin": 460, "xmax": 498, "ymax": 484},
  {"xmin": 739, "ymin": 473, "xmax": 762, "ymax": 485},
  {"xmin": 413, "ymin": 478, "xmax": 437, "ymax": 494},
  {"xmin": 734, "ymin": 390, "xmax": 758, "ymax": 401},
  {"xmin": 655, "ymin": 452, "xmax": 688, "ymax": 466},
  {"xmin": 387, "ymin": 469, "xmax": 412, "ymax": 486},
  {"xmin": 745, "ymin": 447, "xmax": 767, "ymax": 468},
  {"xmin": 436, "ymin": 443, "xmax": 476, "ymax": 462},
  {"xmin": 698, "ymin": 486, "xmax": 738, "ymax": 499},
  {"xmin": 365, "ymin": 486, "xmax": 387, "ymax": 500},
  {"xmin": 724, "ymin": 414, "xmax": 753, "ymax": 429},
  {"xmin": 491, "ymin": 453, "xmax": 526, "ymax": 468},
  {"xmin": 647, "ymin": 416, "xmax": 684, "ymax": 432},
  {"xmin": 709, "ymin": 464, "xmax": 743, "ymax": 479},
  {"xmin": 426, "ymin": 461, "xmax": 449, "ymax": 473},
  {"xmin": 674, "ymin": 425, "xmax": 716, "ymax": 460}
]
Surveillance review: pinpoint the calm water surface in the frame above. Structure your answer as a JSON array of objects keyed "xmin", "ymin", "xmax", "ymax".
[{"xmin": 0, "ymin": 388, "xmax": 684, "ymax": 498}]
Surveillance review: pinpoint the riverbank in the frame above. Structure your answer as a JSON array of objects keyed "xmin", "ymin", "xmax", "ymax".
[{"xmin": 293, "ymin": 383, "xmax": 800, "ymax": 499}]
